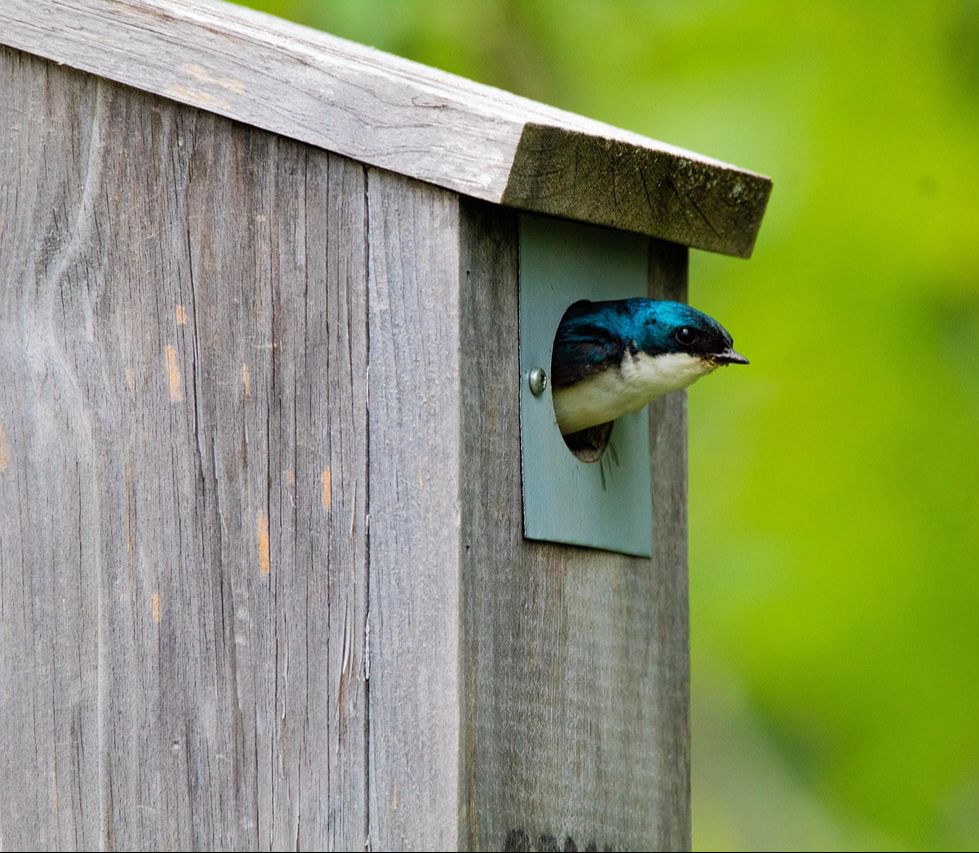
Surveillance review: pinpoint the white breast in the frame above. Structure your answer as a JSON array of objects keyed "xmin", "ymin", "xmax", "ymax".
[{"xmin": 552, "ymin": 351, "xmax": 716, "ymax": 434}]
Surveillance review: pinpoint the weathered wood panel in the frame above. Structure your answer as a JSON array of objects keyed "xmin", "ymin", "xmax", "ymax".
[
  {"xmin": 0, "ymin": 0, "xmax": 771, "ymax": 257},
  {"xmin": 0, "ymin": 49, "xmax": 369, "ymax": 849},
  {"xmin": 1, "ymin": 42, "xmax": 694, "ymax": 853},
  {"xmin": 458, "ymin": 204, "xmax": 690, "ymax": 851},
  {"xmin": 366, "ymin": 170, "xmax": 463, "ymax": 852}
]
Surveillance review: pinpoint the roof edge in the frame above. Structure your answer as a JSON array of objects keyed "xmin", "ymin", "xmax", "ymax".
[{"xmin": 0, "ymin": 0, "xmax": 771, "ymax": 255}]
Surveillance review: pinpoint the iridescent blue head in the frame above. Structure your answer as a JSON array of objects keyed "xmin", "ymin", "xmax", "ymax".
[{"xmin": 625, "ymin": 299, "xmax": 748, "ymax": 364}]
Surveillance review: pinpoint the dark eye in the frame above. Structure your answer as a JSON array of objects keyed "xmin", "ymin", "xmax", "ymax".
[{"xmin": 673, "ymin": 326, "xmax": 699, "ymax": 346}]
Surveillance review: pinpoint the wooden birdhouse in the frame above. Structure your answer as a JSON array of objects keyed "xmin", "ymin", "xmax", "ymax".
[{"xmin": 0, "ymin": 1, "xmax": 770, "ymax": 849}]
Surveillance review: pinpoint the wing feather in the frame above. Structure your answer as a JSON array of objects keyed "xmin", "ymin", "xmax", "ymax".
[{"xmin": 550, "ymin": 301, "xmax": 626, "ymax": 387}]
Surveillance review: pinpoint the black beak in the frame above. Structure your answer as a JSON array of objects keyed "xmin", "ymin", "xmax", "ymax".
[{"xmin": 711, "ymin": 348, "xmax": 750, "ymax": 365}]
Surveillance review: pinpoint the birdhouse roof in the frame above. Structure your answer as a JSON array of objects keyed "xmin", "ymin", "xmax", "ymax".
[{"xmin": 1, "ymin": 0, "xmax": 771, "ymax": 257}]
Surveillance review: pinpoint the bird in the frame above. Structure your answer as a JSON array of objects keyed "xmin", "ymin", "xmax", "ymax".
[{"xmin": 550, "ymin": 298, "xmax": 748, "ymax": 440}]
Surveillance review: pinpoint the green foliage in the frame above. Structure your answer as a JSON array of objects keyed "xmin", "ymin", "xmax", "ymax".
[{"xmin": 238, "ymin": 1, "xmax": 979, "ymax": 847}]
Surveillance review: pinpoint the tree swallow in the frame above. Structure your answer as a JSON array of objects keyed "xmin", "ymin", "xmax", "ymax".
[{"xmin": 551, "ymin": 298, "xmax": 748, "ymax": 437}]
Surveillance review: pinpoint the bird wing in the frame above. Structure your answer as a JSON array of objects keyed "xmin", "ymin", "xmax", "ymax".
[{"xmin": 550, "ymin": 302, "xmax": 626, "ymax": 387}]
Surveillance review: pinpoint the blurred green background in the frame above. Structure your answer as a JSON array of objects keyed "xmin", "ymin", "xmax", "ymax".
[{"xmin": 235, "ymin": 1, "xmax": 979, "ymax": 848}]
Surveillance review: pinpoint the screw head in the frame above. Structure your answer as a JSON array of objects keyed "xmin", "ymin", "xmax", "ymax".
[{"xmin": 528, "ymin": 367, "xmax": 548, "ymax": 396}]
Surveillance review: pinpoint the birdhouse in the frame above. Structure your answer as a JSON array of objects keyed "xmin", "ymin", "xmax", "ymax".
[{"xmin": 0, "ymin": 1, "xmax": 770, "ymax": 850}]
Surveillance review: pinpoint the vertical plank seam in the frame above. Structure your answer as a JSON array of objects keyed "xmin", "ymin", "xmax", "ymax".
[
  {"xmin": 458, "ymin": 202, "xmax": 480, "ymax": 852},
  {"xmin": 183, "ymin": 109, "xmax": 214, "ymax": 851},
  {"xmin": 296, "ymin": 143, "xmax": 310, "ymax": 853},
  {"xmin": 459, "ymin": 209, "xmax": 471, "ymax": 852},
  {"xmin": 361, "ymin": 162, "xmax": 372, "ymax": 852},
  {"xmin": 86, "ymin": 76, "xmax": 111, "ymax": 853},
  {"xmin": 182, "ymin": 127, "xmax": 209, "ymax": 535},
  {"xmin": 266, "ymin": 136, "xmax": 279, "ymax": 850}
]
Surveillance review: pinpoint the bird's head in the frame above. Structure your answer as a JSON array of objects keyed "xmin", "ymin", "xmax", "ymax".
[{"xmin": 632, "ymin": 300, "xmax": 748, "ymax": 367}]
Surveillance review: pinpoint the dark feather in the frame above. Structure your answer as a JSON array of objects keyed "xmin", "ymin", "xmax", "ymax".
[
  {"xmin": 562, "ymin": 421, "xmax": 614, "ymax": 462},
  {"xmin": 550, "ymin": 301, "xmax": 625, "ymax": 387}
]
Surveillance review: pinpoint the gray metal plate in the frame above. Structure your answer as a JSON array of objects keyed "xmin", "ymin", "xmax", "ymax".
[{"xmin": 519, "ymin": 215, "xmax": 653, "ymax": 557}]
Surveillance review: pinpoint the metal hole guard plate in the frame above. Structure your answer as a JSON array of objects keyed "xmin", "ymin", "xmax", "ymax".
[{"xmin": 519, "ymin": 215, "xmax": 653, "ymax": 557}]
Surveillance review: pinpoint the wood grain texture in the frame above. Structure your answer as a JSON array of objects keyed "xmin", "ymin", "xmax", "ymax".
[
  {"xmin": 366, "ymin": 169, "xmax": 463, "ymax": 852},
  {"xmin": 459, "ymin": 204, "xmax": 690, "ymax": 851},
  {"xmin": 645, "ymin": 237, "xmax": 692, "ymax": 851},
  {"xmin": 0, "ymin": 48, "xmax": 369, "ymax": 849},
  {"xmin": 0, "ymin": 0, "xmax": 770, "ymax": 257},
  {"xmin": 3, "ymin": 41, "xmax": 694, "ymax": 852}
]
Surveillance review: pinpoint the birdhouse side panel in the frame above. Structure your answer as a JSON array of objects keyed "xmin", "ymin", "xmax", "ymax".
[{"xmin": 458, "ymin": 202, "xmax": 691, "ymax": 851}]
